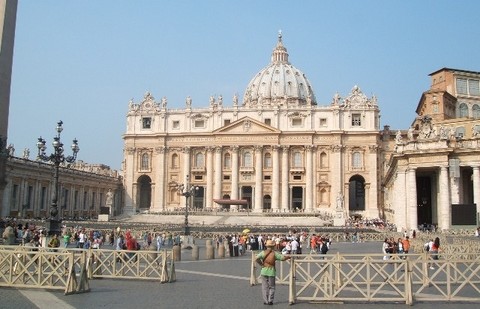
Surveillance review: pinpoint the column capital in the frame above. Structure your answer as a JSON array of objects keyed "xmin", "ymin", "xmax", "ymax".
[
  {"xmin": 125, "ymin": 147, "xmax": 135, "ymax": 155},
  {"xmin": 155, "ymin": 146, "xmax": 167, "ymax": 154},
  {"xmin": 215, "ymin": 146, "xmax": 223, "ymax": 154},
  {"xmin": 182, "ymin": 146, "xmax": 191, "ymax": 154},
  {"xmin": 281, "ymin": 145, "xmax": 290, "ymax": 153},
  {"xmin": 231, "ymin": 145, "xmax": 239, "ymax": 153},
  {"xmin": 305, "ymin": 145, "xmax": 315, "ymax": 152},
  {"xmin": 331, "ymin": 145, "xmax": 343, "ymax": 153},
  {"xmin": 254, "ymin": 145, "xmax": 263, "ymax": 152}
]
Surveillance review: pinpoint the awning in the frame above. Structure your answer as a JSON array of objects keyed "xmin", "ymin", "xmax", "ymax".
[{"xmin": 213, "ymin": 199, "xmax": 249, "ymax": 205}]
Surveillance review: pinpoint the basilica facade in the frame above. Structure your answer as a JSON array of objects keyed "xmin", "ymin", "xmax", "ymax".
[{"xmin": 123, "ymin": 34, "xmax": 382, "ymax": 219}]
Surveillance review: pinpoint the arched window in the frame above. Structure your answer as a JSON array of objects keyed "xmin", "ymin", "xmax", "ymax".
[
  {"xmin": 352, "ymin": 152, "xmax": 362, "ymax": 168},
  {"xmin": 243, "ymin": 151, "xmax": 252, "ymax": 167},
  {"xmin": 141, "ymin": 153, "xmax": 149, "ymax": 170},
  {"xmin": 223, "ymin": 153, "xmax": 231, "ymax": 169},
  {"xmin": 473, "ymin": 104, "xmax": 480, "ymax": 119},
  {"xmin": 171, "ymin": 154, "xmax": 179, "ymax": 169},
  {"xmin": 264, "ymin": 153, "xmax": 272, "ymax": 168},
  {"xmin": 320, "ymin": 152, "xmax": 328, "ymax": 168},
  {"xmin": 459, "ymin": 103, "xmax": 469, "ymax": 118},
  {"xmin": 293, "ymin": 151, "xmax": 302, "ymax": 167},
  {"xmin": 195, "ymin": 153, "xmax": 204, "ymax": 168}
]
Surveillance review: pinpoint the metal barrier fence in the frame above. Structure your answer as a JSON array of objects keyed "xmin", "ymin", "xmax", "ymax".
[
  {"xmin": 0, "ymin": 245, "xmax": 176, "ymax": 294},
  {"xmin": 251, "ymin": 250, "xmax": 480, "ymax": 304},
  {"xmin": 0, "ymin": 246, "xmax": 89, "ymax": 295}
]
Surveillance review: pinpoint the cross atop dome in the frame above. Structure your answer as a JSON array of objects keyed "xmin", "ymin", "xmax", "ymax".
[{"xmin": 272, "ymin": 30, "xmax": 289, "ymax": 63}]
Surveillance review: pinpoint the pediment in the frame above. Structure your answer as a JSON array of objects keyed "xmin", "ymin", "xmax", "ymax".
[{"xmin": 214, "ymin": 117, "xmax": 280, "ymax": 134}]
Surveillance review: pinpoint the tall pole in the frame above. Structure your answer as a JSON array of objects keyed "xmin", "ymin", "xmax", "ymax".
[{"xmin": 37, "ymin": 120, "xmax": 79, "ymax": 235}]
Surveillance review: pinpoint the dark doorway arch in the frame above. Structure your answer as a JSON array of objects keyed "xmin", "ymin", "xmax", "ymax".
[
  {"xmin": 193, "ymin": 186, "xmax": 204, "ymax": 209},
  {"xmin": 241, "ymin": 186, "xmax": 252, "ymax": 210},
  {"xmin": 292, "ymin": 186, "xmax": 303, "ymax": 211},
  {"xmin": 349, "ymin": 175, "xmax": 365, "ymax": 211},
  {"xmin": 137, "ymin": 175, "xmax": 152, "ymax": 210}
]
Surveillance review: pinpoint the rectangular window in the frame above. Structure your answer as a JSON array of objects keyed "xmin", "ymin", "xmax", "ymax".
[
  {"xmin": 468, "ymin": 79, "xmax": 480, "ymax": 96},
  {"xmin": 194, "ymin": 175, "xmax": 203, "ymax": 181},
  {"xmin": 264, "ymin": 175, "xmax": 271, "ymax": 180},
  {"xmin": 264, "ymin": 118, "xmax": 271, "ymax": 125},
  {"xmin": 223, "ymin": 175, "xmax": 230, "ymax": 180},
  {"xmin": 352, "ymin": 114, "xmax": 361, "ymax": 127},
  {"xmin": 224, "ymin": 119, "xmax": 231, "ymax": 126},
  {"xmin": 142, "ymin": 117, "xmax": 152, "ymax": 129},
  {"xmin": 291, "ymin": 118, "xmax": 303, "ymax": 127},
  {"xmin": 194, "ymin": 119, "xmax": 205, "ymax": 128},
  {"xmin": 456, "ymin": 78, "xmax": 468, "ymax": 94},
  {"xmin": 293, "ymin": 175, "xmax": 302, "ymax": 181},
  {"xmin": 319, "ymin": 118, "xmax": 327, "ymax": 127},
  {"xmin": 172, "ymin": 120, "xmax": 180, "ymax": 129}
]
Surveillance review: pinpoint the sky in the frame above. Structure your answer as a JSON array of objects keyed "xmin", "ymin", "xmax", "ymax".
[{"xmin": 8, "ymin": 0, "xmax": 480, "ymax": 171}]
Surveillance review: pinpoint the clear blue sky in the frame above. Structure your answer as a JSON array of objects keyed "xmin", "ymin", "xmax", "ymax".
[{"xmin": 8, "ymin": 0, "xmax": 480, "ymax": 170}]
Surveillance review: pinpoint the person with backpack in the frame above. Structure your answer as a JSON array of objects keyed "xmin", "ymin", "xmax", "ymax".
[{"xmin": 255, "ymin": 239, "xmax": 291, "ymax": 305}]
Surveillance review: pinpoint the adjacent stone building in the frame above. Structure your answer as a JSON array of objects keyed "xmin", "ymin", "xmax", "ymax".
[
  {"xmin": 382, "ymin": 68, "xmax": 480, "ymax": 231},
  {"xmin": 1, "ymin": 155, "xmax": 123, "ymax": 219}
]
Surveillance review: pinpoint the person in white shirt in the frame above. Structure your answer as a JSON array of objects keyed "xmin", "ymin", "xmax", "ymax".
[{"xmin": 290, "ymin": 238, "xmax": 299, "ymax": 254}]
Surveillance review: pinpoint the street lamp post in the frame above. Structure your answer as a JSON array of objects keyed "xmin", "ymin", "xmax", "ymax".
[
  {"xmin": 176, "ymin": 176, "xmax": 199, "ymax": 236},
  {"xmin": 36, "ymin": 120, "xmax": 79, "ymax": 235}
]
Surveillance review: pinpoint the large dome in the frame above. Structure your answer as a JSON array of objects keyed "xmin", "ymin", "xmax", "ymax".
[{"xmin": 243, "ymin": 32, "xmax": 317, "ymax": 107}]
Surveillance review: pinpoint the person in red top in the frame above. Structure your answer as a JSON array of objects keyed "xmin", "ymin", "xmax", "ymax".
[
  {"xmin": 310, "ymin": 234, "xmax": 317, "ymax": 253},
  {"xmin": 125, "ymin": 231, "xmax": 138, "ymax": 261}
]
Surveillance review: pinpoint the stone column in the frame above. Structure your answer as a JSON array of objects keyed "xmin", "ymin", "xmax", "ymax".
[
  {"xmin": 394, "ymin": 169, "xmax": 408, "ymax": 231},
  {"xmin": 281, "ymin": 146, "xmax": 289, "ymax": 211},
  {"xmin": 271, "ymin": 145, "xmax": 280, "ymax": 212},
  {"xmin": 254, "ymin": 145, "xmax": 263, "ymax": 212},
  {"xmin": 154, "ymin": 146, "xmax": 166, "ymax": 211},
  {"xmin": 214, "ymin": 147, "xmax": 222, "ymax": 202},
  {"xmin": 438, "ymin": 166, "xmax": 451, "ymax": 230},
  {"xmin": 231, "ymin": 146, "xmax": 239, "ymax": 200},
  {"xmin": 305, "ymin": 145, "xmax": 313, "ymax": 212},
  {"xmin": 473, "ymin": 166, "xmax": 480, "ymax": 222},
  {"xmin": 206, "ymin": 147, "xmax": 214, "ymax": 209},
  {"xmin": 182, "ymin": 147, "xmax": 191, "ymax": 185},
  {"xmin": 123, "ymin": 147, "xmax": 136, "ymax": 215},
  {"xmin": 331, "ymin": 145, "xmax": 343, "ymax": 210},
  {"xmin": 407, "ymin": 167, "xmax": 418, "ymax": 231}
]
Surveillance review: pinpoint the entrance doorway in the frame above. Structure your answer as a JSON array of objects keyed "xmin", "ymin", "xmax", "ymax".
[
  {"xmin": 137, "ymin": 175, "xmax": 152, "ymax": 210},
  {"xmin": 241, "ymin": 186, "xmax": 252, "ymax": 210},
  {"xmin": 292, "ymin": 186, "xmax": 303, "ymax": 211},
  {"xmin": 349, "ymin": 175, "xmax": 365, "ymax": 211}
]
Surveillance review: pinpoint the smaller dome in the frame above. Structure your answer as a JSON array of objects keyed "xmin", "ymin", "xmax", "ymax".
[{"xmin": 243, "ymin": 31, "xmax": 316, "ymax": 107}]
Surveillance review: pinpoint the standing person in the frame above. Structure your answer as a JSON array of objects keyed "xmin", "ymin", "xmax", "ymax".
[
  {"xmin": 429, "ymin": 237, "xmax": 441, "ymax": 269},
  {"xmin": 401, "ymin": 236, "xmax": 410, "ymax": 259},
  {"xmin": 382, "ymin": 238, "xmax": 391, "ymax": 260},
  {"xmin": 255, "ymin": 239, "xmax": 291, "ymax": 305},
  {"xmin": 48, "ymin": 234, "xmax": 60, "ymax": 249}
]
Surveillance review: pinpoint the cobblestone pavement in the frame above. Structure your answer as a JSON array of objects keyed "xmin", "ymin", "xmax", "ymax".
[{"xmin": 1, "ymin": 240, "xmax": 479, "ymax": 309}]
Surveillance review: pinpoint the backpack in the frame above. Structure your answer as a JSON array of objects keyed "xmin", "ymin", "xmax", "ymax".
[
  {"xmin": 321, "ymin": 243, "xmax": 329, "ymax": 254},
  {"xmin": 424, "ymin": 243, "xmax": 430, "ymax": 251}
]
